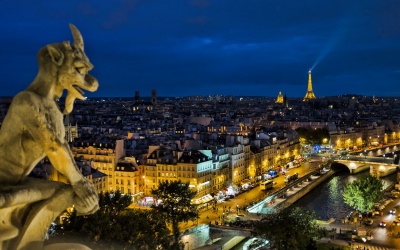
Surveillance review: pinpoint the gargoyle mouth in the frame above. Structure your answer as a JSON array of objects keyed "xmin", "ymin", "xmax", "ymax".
[
  {"xmin": 69, "ymin": 74, "xmax": 98, "ymax": 101},
  {"xmin": 70, "ymin": 84, "xmax": 86, "ymax": 101}
]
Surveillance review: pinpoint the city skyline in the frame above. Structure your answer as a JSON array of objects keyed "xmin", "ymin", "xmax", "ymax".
[{"xmin": 1, "ymin": 1, "xmax": 400, "ymax": 98}]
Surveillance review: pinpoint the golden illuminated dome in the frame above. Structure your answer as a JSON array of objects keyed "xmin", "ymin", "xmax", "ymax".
[{"xmin": 276, "ymin": 91, "xmax": 284, "ymax": 104}]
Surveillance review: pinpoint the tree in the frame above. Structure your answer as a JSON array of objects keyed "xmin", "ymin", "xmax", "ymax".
[
  {"xmin": 342, "ymin": 175, "xmax": 384, "ymax": 213},
  {"xmin": 151, "ymin": 180, "xmax": 199, "ymax": 248},
  {"xmin": 57, "ymin": 190, "xmax": 173, "ymax": 249},
  {"xmin": 252, "ymin": 206, "xmax": 326, "ymax": 250},
  {"xmin": 296, "ymin": 127, "xmax": 330, "ymax": 145}
]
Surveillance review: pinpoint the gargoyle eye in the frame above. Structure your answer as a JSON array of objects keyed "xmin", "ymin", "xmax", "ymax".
[{"xmin": 74, "ymin": 50, "xmax": 81, "ymax": 57}]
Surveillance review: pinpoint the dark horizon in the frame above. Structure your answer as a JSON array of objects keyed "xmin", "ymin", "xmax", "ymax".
[{"xmin": 0, "ymin": 93, "xmax": 395, "ymax": 100}]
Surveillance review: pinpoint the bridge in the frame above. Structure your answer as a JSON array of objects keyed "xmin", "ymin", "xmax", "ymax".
[
  {"xmin": 332, "ymin": 155, "xmax": 398, "ymax": 177},
  {"xmin": 247, "ymin": 154, "xmax": 400, "ymax": 215}
]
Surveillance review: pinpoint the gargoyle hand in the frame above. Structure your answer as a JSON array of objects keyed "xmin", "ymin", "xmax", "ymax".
[{"xmin": 71, "ymin": 179, "xmax": 99, "ymax": 215}]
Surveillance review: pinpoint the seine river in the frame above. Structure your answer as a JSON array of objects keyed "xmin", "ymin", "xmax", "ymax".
[{"xmin": 294, "ymin": 170, "xmax": 397, "ymax": 221}]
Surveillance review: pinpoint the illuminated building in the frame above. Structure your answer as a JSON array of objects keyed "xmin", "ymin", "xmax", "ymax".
[
  {"xmin": 303, "ymin": 69, "xmax": 316, "ymax": 101},
  {"xmin": 144, "ymin": 146, "xmax": 213, "ymax": 199},
  {"xmin": 275, "ymin": 91, "xmax": 284, "ymax": 104}
]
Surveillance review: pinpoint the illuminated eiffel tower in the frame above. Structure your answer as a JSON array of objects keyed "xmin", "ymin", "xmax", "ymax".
[{"xmin": 303, "ymin": 69, "xmax": 316, "ymax": 101}]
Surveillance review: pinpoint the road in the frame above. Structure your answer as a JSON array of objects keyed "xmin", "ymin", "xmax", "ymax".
[
  {"xmin": 319, "ymin": 195, "xmax": 400, "ymax": 250},
  {"xmin": 183, "ymin": 157, "xmax": 400, "ymax": 249},
  {"xmin": 182, "ymin": 160, "xmax": 321, "ymax": 229}
]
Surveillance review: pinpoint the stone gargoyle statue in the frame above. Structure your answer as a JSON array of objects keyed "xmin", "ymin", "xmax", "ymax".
[{"xmin": 0, "ymin": 24, "xmax": 99, "ymax": 250}]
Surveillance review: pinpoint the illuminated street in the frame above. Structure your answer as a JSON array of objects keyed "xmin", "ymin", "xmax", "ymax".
[
  {"xmin": 188, "ymin": 160, "xmax": 321, "ymax": 228},
  {"xmin": 183, "ymin": 157, "xmax": 400, "ymax": 249}
]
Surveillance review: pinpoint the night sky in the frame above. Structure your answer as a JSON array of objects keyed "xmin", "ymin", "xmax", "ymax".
[{"xmin": 1, "ymin": 1, "xmax": 400, "ymax": 98}]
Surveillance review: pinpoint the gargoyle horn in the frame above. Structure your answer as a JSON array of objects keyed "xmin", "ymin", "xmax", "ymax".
[{"xmin": 69, "ymin": 23, "xmax": 84, "ymax": 51}]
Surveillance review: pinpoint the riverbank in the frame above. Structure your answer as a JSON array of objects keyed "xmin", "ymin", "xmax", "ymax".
[
  {"xmin": 250, "ymin": 162, "xmax": 338, "ymax": 214},
  {"xmin": 279, "ymin": 168, "xmax": 338, "ymax": 211}
]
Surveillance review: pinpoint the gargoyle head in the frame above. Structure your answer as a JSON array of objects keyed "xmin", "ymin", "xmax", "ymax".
[{"xmin": 37, "ymin": 24, "xmax": 98, "ymax": 114}]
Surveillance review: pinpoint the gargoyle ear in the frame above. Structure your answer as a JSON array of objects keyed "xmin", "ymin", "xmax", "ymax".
[{"xmin": 47, "ymin": 45, "xmax": 64, "ymax": 66}]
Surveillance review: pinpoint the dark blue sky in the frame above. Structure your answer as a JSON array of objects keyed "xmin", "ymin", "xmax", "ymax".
[{"xmin": 1, "ymin": 1, "xmax": 400, "ymax": 98}]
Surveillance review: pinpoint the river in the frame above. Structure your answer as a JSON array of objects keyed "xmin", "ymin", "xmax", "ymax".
[{"xmin": 294, "ymin": 169, "xmax": 397, "ymax": 220}]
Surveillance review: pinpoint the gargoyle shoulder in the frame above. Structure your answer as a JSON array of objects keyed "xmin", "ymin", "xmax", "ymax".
[{"xmin": 10, "ymin": 91, "xmax": 47, "ymax": 113}]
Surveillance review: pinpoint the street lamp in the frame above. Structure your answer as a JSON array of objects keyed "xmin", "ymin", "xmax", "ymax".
[{"xmin": 185, "ymin": 241, "xmax": 189, "ymax": 250}]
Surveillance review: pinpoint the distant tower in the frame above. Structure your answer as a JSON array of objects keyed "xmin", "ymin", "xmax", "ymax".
[
  {"xmin": 151, "ymin": 89, "xmax": 157, "ymax": 105},
  {"xmin": 284, "ymin": 93, "xmax": 288, "ymax": 107},
  {"xmin": 64, "ymin": 114, "xmax": 78, "ymax": 142},
  {"xmin": 275, "ymin": 91, "xmax": 284, "ymax": 104},
  {"xmin": 303, "ymin": 69, "xmax": 316, "ymax": 101},
  {"xmin": 135, "ymin": 91, "xmax": 140, "ymax": 104}
]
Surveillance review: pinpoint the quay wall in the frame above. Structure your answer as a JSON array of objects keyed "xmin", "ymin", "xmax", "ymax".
[{"xmin": 278, "ymin": 169, "xmax": 339, "ymax": 211}]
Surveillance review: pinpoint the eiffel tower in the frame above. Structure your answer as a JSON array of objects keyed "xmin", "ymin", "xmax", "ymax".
[{"xmin": 303, "ymin": 69, "xmax": 316, "ymax": 101}]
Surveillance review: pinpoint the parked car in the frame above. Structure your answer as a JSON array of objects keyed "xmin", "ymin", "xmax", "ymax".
[
  {"xmin": 369, "ymin": 209, "xmax": 380, "ymax": 216},
  {"xmin": 284, "ymin": 173, "xmax": 299, "ymax": 183},
  {"xmin": 263, "ymin": 174, "xmax": 272, "ymax": 180},
  {"xmin": 268, "ymin": 170, "xmax": 279, "ymax": 178},
  {"xmin": 362, "ymin": 211, "xmax": 373, "ymax": 217},
  {"xmin": 364, "ymin": 219, "xmax": 373, "ymax": 226},
  {"xmin": 391, "ymin": 190, "xmax": 400, "ymax": 195}
]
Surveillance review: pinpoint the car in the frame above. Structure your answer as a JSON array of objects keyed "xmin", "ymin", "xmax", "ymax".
[
  {"xmin": 379, "ymin": 220, "xmax": 387, "ymax": 227},
  {"xmin": 392, "ymin": 190, "xmax": 400, "ymax": 195},
  {"xmin": 390, "ymin": 208, "xmax": 397, "ymax": 215},
  {"xmin": 393, "ymin": 219, "xmax": 400, "ymax": 226},
  {"xmin": 364, "ymin": 219, "xmax": 373, "ymax": 226},
  {"xmin": 264, "ymin": 174, "xmax": 272, "ymax": 180},
  {"xmin": 370, "ymin": 209, "xmax": 380, "ymax": 216}
]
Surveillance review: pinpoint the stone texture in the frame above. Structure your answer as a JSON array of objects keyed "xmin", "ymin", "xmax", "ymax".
[{"xmin": 0, "ymin": 24, "xmax": 99, "ymax": 250}]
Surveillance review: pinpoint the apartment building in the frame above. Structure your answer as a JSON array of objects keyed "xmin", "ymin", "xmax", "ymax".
[
  {"xmin": 143, "ymin": 146, "xmax": 213, "ymax": 198},
  {"xmin": 209, "ymin": 146, "xmax": 230, "ymax": 194},
  {"xmin": 71, "ymin": 139, "xmax": 125, "ymax": 192},
  {"xmin": 114, "ymin": 157, "xmax": 141, "ymax": 195},
  {"xmin": 228, "ymin": 144, "xmax": 245, "ymax": 187}
]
